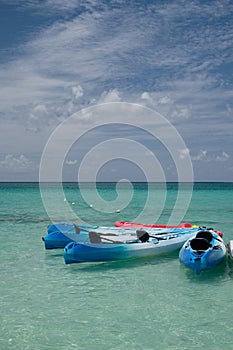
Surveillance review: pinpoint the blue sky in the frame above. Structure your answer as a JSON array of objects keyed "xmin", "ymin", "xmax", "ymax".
[{"xmin": 0, "ymin": 0, "xmax": 232, "ymax": 181}]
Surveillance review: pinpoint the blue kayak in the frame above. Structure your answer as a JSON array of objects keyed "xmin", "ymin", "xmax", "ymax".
[
  {"xmin": 43, "ymin": 222, "xmax": 200, "ymax": 249},
  {"xmin": 179, "ymin": 230, "xmax": 226, "ymax": 275},
  {"xmin": 63, "ymin": 228, "xmax": 199, "ymax": 264},
  {"xmin": 43, "ymin": 223, "xmax": 113, "ymax": 249},
  {"xmin": 43, "ymin": 223, "xmax": 97, "ymax": 249}
]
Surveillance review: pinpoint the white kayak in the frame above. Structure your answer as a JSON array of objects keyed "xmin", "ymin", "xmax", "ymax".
[
  {"xmin": 43, "ymin": 223, "xmax": 200, "ymax": 249},
  {"xmin": 63, "ymin": 228, "xmax": 199, "ymax": 264}
]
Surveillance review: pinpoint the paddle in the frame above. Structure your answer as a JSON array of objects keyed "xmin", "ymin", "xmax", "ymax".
[
  {"xmin": 88, "ymin": 229, "xmax": 168, "ymax": 244},
  {"xmin": 72, "ymin": 226, "xmax": 144, "ymax": 244},
  {"xmin": 136, "ymin": 229, "xmax": 167, "ymax": 243},
  {"xmin": 74, "ymin": 224, "xmax": 80, "ymax": 234},
  {"xmin": 89, "ymin": 231, "xmax": 127, "ymax": 244}
]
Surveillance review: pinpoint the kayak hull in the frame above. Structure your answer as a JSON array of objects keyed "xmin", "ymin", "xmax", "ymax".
[
  {"xmin": 43, "ymin": 223, "xmax": 99, "ymax": 249},
  {"xmin": 42, "ymin": 232, "xmax": 73, "ymax": 249},
  {"xmin": 63, "ymin": 231, "xmax": 197, "ymax": 264},
  {"xmin": 179, "ymin": 230, "xmax": 226, "ymax": 274}
]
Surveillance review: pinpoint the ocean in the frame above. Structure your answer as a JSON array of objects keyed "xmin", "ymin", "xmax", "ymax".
[{"xmin": 0, "ymin": 182, "xmax": 233, "ymax": 350}]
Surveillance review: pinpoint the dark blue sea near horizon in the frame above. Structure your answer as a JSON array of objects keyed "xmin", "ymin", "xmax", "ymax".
[{"xmin": 1, "ymin": 182, "xmax": 233, "ymax": 350}]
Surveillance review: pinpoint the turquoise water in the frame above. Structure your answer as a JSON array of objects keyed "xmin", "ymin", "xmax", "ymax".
[{"xmin": 1, "ymin": 182, "xmax": 233, "ymax": 350}]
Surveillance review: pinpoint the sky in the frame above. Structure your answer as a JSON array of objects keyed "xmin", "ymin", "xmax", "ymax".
[{"xmin": 0, "ymin": 0, "xmax": 233, "ymax": 182}]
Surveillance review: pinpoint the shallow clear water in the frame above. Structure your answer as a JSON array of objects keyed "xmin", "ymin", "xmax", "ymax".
[{"xmin": 1, "ymin": 182, "xmax": 233, "ymax": 350}]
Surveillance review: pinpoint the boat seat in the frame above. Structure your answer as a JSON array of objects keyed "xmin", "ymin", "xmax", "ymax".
[
  {"xmin": 190, "ymin": 238, "xmax": 211, "ymax": 251},
  {"xmin": 89, "ymin": 231, "xmax": 102, "ymax": 243},
  {"xmin": 136, "ymin": 229, "xmax": 150, "ymax": 243},
  {"xmin": 196, "ymin": 230, "xmax": 213, "ymax": 242}
]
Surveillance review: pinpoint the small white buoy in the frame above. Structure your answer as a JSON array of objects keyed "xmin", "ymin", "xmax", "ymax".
[
  {"xmin": 90, "ymin": 204, "xmax": 93, "ymax": 207},
  {"xmin": 115, "ymin": 209, "xmax": 121, "ymax": 213}
]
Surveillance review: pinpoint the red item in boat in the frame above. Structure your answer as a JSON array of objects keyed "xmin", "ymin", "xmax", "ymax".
[{"xmin": 114, "ymin": 221, "xmax": 193, "ymax": 228}]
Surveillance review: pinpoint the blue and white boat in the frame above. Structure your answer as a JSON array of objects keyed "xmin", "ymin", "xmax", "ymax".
[
  {"xmin": 179, "ymin": 230, "xmax": 226, "ymax": 274},
  {"xmin": 43, "ymin": 223, "xmax": 117, "ymax": 249},
  {"xmin": 63, "ymin": 228, "xmax": 200, "ymax": 264},
  {"xmin": 43, "ymin": 222, "xmax": 200, "ymax": 250}
]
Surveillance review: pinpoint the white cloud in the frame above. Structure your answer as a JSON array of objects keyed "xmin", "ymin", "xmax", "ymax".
[
  {"xmin": 191, "ymin": 150, "xmax": 207, "ymax": 161},
  {"xmin": 215, "ymin": 151, "xmax": 230, "ymax": 162},
  {"xmin": 0, "ymin": 154, "xmax": 37, "ymax": 170},
  {"xmin": 66, "ymin": 159, "xmax": 78, "ymax": 165},
  {"xmin": 98, "ymin": 89, "xmax": 121, "ymax": 103},
  {"xmin": 72, "ymin": 85, "xmax": 84, "ymax": 100},
  {"xmin": 1, "ymin": 1, "xmax": 233, "ymax": 126},
  {"xmin": 27, "ymin": 104, "xmax": 49, "ymax": 132},
  {"xmin": 158, "ymin": 96, "xmax": 172, "ymax": 105},
  {"xmin": 141, "ymin": 92, "xmax": 151, "ymax": 101},
  {"xmin": 191, "ymin": 150, "xmax": 230, "ymax": 162},
  {"xmin": 179, "ymin": 148, "xmax": 190, "ymax": 160}
]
